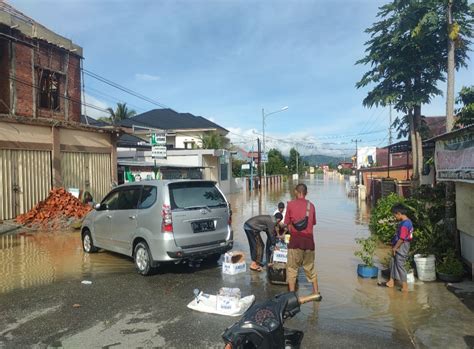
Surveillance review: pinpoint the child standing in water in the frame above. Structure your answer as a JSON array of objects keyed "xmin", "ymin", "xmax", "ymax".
[{"xmin": 378, "ymin": 204, "xmax": 413, "ymax": 292}]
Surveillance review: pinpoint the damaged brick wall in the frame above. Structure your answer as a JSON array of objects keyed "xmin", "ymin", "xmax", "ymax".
[
  {"xmin": 0, "ymin": 39, "xmax": 9, "ymax": 114},
  {"xmin": 1, "ymin": 28, "xmax": 82, "ymax": 123}
]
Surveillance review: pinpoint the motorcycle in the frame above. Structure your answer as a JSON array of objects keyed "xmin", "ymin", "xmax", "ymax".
[{"xmin": 222, "ymin": 292, "xmax": 319, "ymax": 349}]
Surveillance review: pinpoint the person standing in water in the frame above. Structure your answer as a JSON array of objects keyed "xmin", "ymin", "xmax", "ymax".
[{"xmin": 378, "ymin": 204, "xmax": 413, "ymax": 293}]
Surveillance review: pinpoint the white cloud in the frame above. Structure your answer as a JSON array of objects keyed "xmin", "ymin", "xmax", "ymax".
[
  {"xmin": 81, "ymin": 93, "xmax": 110, "ymax": 119},
  {"xmin": 227, "ymin": 127, "xmax": 352, "ymax": 157},
  {"xmin": 135, "ymin": 73, "xmax": 160, "ymax": 81}
]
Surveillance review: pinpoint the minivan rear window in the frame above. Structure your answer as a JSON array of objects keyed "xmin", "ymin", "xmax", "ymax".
[{"xmin": 169, "ymin": 182, "xmax": 227, "ymax": 210}]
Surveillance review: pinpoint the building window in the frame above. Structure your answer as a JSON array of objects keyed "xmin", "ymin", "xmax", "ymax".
[
  {"xmin": 220, "ymin": 163, "xmax": 228, "ymax": 181},
  {"xmin": 184, "ymin": 141, "xmax": 195, "ymax": 149},
  {"xmin": 38, "ymin": 70, "xmax": 60, "ymax": 111}
]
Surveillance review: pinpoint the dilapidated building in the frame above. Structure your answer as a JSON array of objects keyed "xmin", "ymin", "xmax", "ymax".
[{"xmin": 0, "ymin": 3, "xmax": 117, "ymax": 220}]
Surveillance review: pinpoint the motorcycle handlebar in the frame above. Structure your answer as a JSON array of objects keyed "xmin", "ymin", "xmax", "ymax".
[{"xmin": 298, "ymin": 294, "xmax": 320, "ymax": 304}]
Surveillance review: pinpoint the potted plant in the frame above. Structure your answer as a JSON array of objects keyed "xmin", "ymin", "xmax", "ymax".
[
  {"xmin": 355, "ymin": 236, "xmax": 378, "ymax": 278},
  {"xmin": 436, "ymin": 251, "xmax": 464, "ymax": 283}
]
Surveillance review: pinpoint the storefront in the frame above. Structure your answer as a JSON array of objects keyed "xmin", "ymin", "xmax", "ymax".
[{"xmin": 433, "ymin": 125, "xmax": 474, "ymax": 277}]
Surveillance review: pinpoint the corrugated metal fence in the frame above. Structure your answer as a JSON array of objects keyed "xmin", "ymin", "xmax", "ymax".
[
  {"xmin": 0, "ymin": 150, "xmax": 112, "ymax": 220},
  {"xmin": 61, "ymin": 152, "xmax": 112, "ymax": 203},
  {"xmin": 0, "ymin": 149, "xmax": 51, "ymax": 220}
]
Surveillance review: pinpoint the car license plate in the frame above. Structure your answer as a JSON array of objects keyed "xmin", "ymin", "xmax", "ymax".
[{"xmin": 192, "ymin": 220, "xmax": 215, "ymax": 233}]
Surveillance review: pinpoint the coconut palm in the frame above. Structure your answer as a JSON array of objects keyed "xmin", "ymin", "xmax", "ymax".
[
  {"xmin": 200, "ymin": 132, "xmax": 230, "ymax": 149},
  {"xmin": 106, "ymin": 102, "xmax": 136, "ymax": 125}
]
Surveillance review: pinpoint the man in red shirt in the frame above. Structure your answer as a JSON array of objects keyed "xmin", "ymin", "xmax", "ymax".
[{"xmin": 284, "ymin": 183, "xmax": 321, "ymax": 300}]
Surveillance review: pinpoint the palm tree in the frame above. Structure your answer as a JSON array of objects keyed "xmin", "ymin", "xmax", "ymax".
[
  {"xmin": 200, "ymin": 132, "xmax": 230, "ymax": 149},
  {"xmin": 106, "ymin": 102, "xmax": 136, "ymax": 125}
]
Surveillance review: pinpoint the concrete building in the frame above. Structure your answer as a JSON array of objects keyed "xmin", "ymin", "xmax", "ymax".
[
  {"xmin": 431, "ymin": 124, "xmax": 474, "ymax": 277},
  {"xmin": 118, "ymin": 109, "xmax": 235, "ymax": 194},
  {"xmin": 0, "ymin": 3, "xmax": 117, "ymax": 220}
]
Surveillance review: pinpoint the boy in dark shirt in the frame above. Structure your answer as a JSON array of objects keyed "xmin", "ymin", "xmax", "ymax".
[{"xmin": 378, "ymin": 204, "xmax": 413, "ymax": 292}]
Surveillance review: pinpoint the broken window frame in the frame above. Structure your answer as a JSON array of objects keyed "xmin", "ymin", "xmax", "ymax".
[{"xmin": 37, "ymin": 69, "xmax": 61, "ymax": 111}]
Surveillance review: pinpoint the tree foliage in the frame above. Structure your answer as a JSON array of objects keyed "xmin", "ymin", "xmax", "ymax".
[
  {"xmin": 455, "ymin": 85, "xmax": 474, "ymax": 128},
  {"xmin": 288, "ymin": 148, "xmax": 303, "ymax": 174},
  {"xmin": 200, "ymin": 132, "xmax": 230, "ymax": 149},
  {"xmin": 356, "ymin": 0, "xmax": 474, "ymax": 182},
  {"xmin": 107, "ymin": 102, "xmax": 137, "ymax": 125},
  {"xmin": 266, "ymin": 148, "xmax": 288, "ymax": 175},
  {"xmin": 356, "ymin": 0, "xmax": 473, "ymax": 113}
]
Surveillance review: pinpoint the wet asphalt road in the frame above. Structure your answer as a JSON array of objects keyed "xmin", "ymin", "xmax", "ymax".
[
  {"xmin": 0, "ymin": 254, "xmax": 411, "ymax": 349},
  {"xmin": 1, "ymin": 178, "xmax": 473, "ymax": 348}
]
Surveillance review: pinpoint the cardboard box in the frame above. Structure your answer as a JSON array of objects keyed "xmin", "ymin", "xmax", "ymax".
[
  {"xmin": 222, "ymin": 251, "xmax": 246, "ymax": 275},
  {"xmin": 216, "ymin": 288, "xmax": 241, "ymax": 314},
  {"xmin": 273, "ymin": 249, "xmax": 288, "ymax": 263}
]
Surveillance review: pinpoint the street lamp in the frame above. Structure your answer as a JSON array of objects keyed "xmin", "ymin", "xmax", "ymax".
[{"xmin": 262, "ymin": 106, "xmax": 288, "ymax": 181}]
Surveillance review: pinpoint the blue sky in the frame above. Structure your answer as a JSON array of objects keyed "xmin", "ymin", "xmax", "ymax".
[{"xmin": 10, "ymin": 0, "xmax": 474, "ymax": 156}]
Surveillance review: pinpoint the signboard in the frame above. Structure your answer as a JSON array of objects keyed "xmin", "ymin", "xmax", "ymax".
[
  {"xmin": 241, "ymin": 163, "xmax": 250, "ymax": 170},
  {"xmin": 150, "ymin": 133, "xmax": 166, "ymax": 146},
  {"xmin": 152, "ymin": 146, "xmax": 167, "ymax": 159},
  {"xmin": 151, "ymin": 132, "xmax": 167, "ymax": 159},
  {"xmin": 435, "ymin": 132, "xmax": 474, "ymax": 183},
  {"xmin": 261, "ymin": 153, "xmax": 268, "ymax": 163}
]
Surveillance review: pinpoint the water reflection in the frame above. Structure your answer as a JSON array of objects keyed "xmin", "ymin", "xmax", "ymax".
[{"xmin": 0, "ymin": 231, "xmax": 133, "ymax": 293}]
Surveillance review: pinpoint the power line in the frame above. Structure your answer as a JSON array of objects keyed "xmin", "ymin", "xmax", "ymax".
[
  {"xmin": 85, "ymin": 86, "xmax": 146, "ymax": 114},
  {"xmin": 82, "ymin": 69, "xmax": 173, "ymax": 110}
]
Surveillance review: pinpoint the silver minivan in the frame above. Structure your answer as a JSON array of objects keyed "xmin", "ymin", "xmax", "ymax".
[{"xmin": 81, "ymin": 180, "xmax": 233, "ymax": 275}]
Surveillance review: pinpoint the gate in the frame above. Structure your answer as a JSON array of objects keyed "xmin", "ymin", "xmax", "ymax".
[
  {"xmin": 0, "ymin": 149, "xmax": 52, "ymax": 220},
  {"xmin": 61, "ymin": 152, "xmax": 112, "ymax": 203}
]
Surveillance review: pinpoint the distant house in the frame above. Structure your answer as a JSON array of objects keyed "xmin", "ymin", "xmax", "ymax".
[
  {"xmin": 117, "ymin": 109, "xmax": 234, "ymax": 193},
  {"xmin": 338, "ymin": 162, "xmax": 353, "ymax": 169},
  {"xmin": 120, "ymin": 108, "xmax": 228, "ymax": 150}
]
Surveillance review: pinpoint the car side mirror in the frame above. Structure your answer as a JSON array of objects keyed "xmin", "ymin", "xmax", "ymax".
[{"xmin": 95, "ymin": 203, "xmax": 108, "ymax": 211}]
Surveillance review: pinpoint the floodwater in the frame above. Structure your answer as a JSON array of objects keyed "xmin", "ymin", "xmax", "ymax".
[{"xmin": 1, "ymin": 174, "xmax": 473, "ymax": 347}]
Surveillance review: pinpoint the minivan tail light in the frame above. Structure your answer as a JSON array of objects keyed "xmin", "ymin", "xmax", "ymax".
[{"xmin": 161, "ymin": 204, "xmax": 173, "ymax": 232}]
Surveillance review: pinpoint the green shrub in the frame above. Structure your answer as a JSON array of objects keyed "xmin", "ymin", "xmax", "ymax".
[
  {"xmin": 354, "ymin": 236, "xmax": 377, "ymax": 267},
  {"xmin": 369, "ymin": 190, "xmax": 454, "ymax": 258},
  {"xmin": 436, "ymin": 250, "xmax": 464, "ymax": 277},
  {"xmin": 369, "ymin": 193, "xmax": 404, "ymax": 244}
]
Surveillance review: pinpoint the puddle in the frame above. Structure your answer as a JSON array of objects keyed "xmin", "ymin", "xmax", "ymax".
[{"xmin": 0, "ymin": 231, "xmax": 133, "ymax": 293}]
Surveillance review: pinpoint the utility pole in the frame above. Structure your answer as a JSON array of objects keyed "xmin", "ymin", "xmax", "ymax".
[
  {"xmin": 446, "ymin": 0, "xmax": 455, "ymax": 132},
  {"xmin": 446, "ymin": 0, "xmax": 458, "ymax": 255},
  {"xmin": 352, "ymin": 139, "xmax": 362, "ymax": 184},
  {"xmin": 249, "ymin": 144, "xmax": 254, "ymax": 192},
  {"xmin": 257, "ymin": 138, "xmax": 262, "ymax": 190},
  {"xmin": 296, "ymin": 148, "xmax": 299, "ymax": 176},
  {"xmin": 262, "ymin": 108, "xmax": 266, "ymax": 182},
  {"xmin": 351, "ymin": 139, "xmax": 362, "ymax": 169},
  {"xmin": 389, "ymin": 104, "xmax": 393, "ymax": 145}
]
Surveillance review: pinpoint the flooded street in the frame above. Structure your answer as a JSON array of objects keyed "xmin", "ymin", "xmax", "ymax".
[{"xmin": 1, "ymin": 176, "xmax": 473, "ymax": 348}]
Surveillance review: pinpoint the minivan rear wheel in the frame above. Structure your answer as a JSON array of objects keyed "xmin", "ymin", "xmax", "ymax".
[
  {"xmin": 134, "ymin": 242, "xmax": 153, "ymax": 276},
  {"xmin": 82, "ymin": 230, "xmax": 98, "ymax": 253}
]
